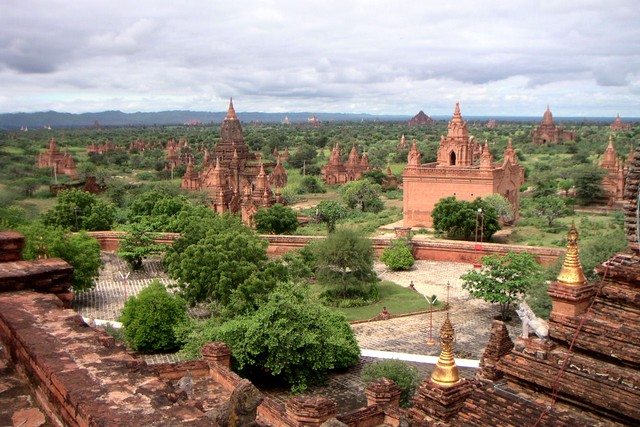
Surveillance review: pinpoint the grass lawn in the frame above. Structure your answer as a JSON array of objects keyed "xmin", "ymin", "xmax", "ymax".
[{"xmin": 329, "ymin": 280, "xmax": 441, "ymax": 322}]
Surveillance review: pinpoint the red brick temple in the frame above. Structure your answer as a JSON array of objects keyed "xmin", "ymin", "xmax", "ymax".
[
  {"xmin": 402, "ymin": 103, "xmax": 524, "ymax": 227},
  {"xmin": 321, "ymin": 144, "xmax": 371, "ymax": 185},
  {"xmin": 611, "ymin": 114, "xmax": 632, "ymax": 132},
  {"xmin": 531, "ymin": 105, "xmax": 575, "ymax": 144},
  {"xmin": 180, "ymin": 99, "xmax": 285, "ymax": 225},
  {"xmin": 35, "ymin": 138, "xmax": 78, "ymax": 179},
  {"xmin": 600, "ymin": 135, "xmax": 626, "ymax": 205},
  {"xmin": 408, "ymin": 110, "xmax": 434, "ymax": 126}
]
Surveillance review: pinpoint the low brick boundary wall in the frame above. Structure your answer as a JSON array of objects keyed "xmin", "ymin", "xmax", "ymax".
[{"xmin": 86, "ymin": 231, "xmax": 563, "ymax": 266}]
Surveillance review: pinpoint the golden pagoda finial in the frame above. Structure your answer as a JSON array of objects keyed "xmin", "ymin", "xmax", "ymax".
[
  {"xmin": 556, "ymin": 223, "xmax": 587, "ymax": 286},
  {"xmin": 430, "ymin": 312, "xmax": 460, "ymax": 387}
]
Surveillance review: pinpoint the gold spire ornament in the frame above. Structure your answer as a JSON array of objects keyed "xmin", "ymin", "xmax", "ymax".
[
  {"xmin": 556, "ymin": 223, "xmax": 587, "ymax": 287},
  {"xmin": 430, "ymin": 313, "xmax": 460, "ymax": 387}
]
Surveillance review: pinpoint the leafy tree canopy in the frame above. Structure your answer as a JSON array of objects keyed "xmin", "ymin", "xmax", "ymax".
[
  {"xmin": 164, "ymin": 214, "xmax": 268, "ymax": 305},
  {"xmin": 461, "ymin": 252, "xmax": 542, "ymax": 320},
  {"xmin": 117, "ymin": 224, "xmax": 165, "ymax": 270},
  {"xmin": 254, "ymin": 204, "xmax": 298, "ymax": 234},
  {"xmin": 42, "ymin": 189, "xmax": 115, "ymax": 231},
  {"xmin": 432, "ymin": 196, "xmax": 500, "ymax": 241},
  {"xmin": 340, "ymin": 179, "xmax": 384, "ymax": 213},
  {"xmin": 181, "ymin": 282, "xmax": 360, "ymax": 392},
  {"xmin": 314, "ymin": 228, "xmax": 376, "ymax": 295},
  {"xmin": 530, "ymin": 195, "xmax": 572, "ymax": 228},
  {"xmin": 19, "ymin": 222, "xmax": 101, "ymax": 292},
  {"xmin": 120, "ymin": 280, "xmax": 188, "ymax": 353},
  {"xmin": 314, "ymin": 200, "xmax": 347, "ymax": 233}
]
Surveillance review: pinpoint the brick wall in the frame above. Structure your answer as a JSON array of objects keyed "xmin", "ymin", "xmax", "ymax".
[{"xmin": 86, "ymin": 231, "xmax": 563, "ymax": 266}]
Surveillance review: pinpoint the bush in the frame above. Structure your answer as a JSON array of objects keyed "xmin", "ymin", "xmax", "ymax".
[
  {"xmin": 314, "ymin": 228, "xmax": 377, "ymax": 297},
  {"xmin": 117, "ymin": 225, "xmax": 165, "ymax": 270},
  {"xmin": 42, "ymin": 189, "xmax": 115, "ymax": 231},
  {"xmin": 120, "ymin": 281, "xmax": 187, "ymax": 353},
  {"xmin": 361, "ymin": 360, "xmax": 420, "ymax": 407},
  {"xmin": 432, "ymin": 196, "xmax": 500, "ymax": 241},
  {"xmin": 254, "ymin": 204, "xmax": 298, "ymax": 234},
  {"xmin": 19, "ymin": 223, "xmax": 101, "ymax": 292},
  {"xmin": 381, "ymin": 240, "xmax": 415, "ymax": 271},
  {"xmin": 180, "ymin": 283, "xmax": 360, "ymax": 392},
  {"xmin": 297, "ymin": 176, "xmax": 326, "ymax": 194}
]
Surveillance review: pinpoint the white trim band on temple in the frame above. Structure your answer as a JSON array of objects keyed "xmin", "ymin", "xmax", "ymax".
[{"xmin": 361, "ymin": 349, "xmax": 480, "ymax": 368}]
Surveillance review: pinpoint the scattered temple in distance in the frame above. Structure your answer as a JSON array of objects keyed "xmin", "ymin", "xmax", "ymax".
[
  {"xmin": 408, "ymin": 110, "xmax": 434, "ymax": 126},
  {"xmin": 180, "ymin": 99, "xmax": 285, "ymax": 225},
  {"xmin": 600, "ymin": 135, "xmax": 626, "ymax": 205},
  {"xmin": 531, "ymin": 105, "xmax": 575, "ymax": 144},
  {"xmin": 402, "ymin": 103, "xmax": 524, "ymax": 227},
  {"xmin": 36, "ymin": 138, "xmax": 78, "ymax": 179},
  {"xmin": 610, "ymin": 114, "xmax": 632, "ymax": 132},
  {"xmin": 321, "ymin": 144, "xmax": 371, "ymax": 184}
]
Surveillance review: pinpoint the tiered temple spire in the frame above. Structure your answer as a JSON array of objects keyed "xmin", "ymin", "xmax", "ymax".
[
  {"xmin": 556, "ymin": 223, "xmax": 587, "ymax": 287},
  {"xmin": 430, "ymin": 313, "xmax": 460, "ymax": 387}
]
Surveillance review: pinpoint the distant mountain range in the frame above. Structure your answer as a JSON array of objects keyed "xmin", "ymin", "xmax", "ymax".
[
  {"xmin": 0, "ymin": 110, "xmax": 634, "ymax": 129},
  {"xmin": 0, "ymin": 110, "xmax": 410, "ymax": 129}
]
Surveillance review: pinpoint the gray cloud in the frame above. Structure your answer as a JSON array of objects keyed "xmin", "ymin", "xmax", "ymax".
[{"xmin": 0, "ymin": 0, "xmax": 639, "ymax": 115}]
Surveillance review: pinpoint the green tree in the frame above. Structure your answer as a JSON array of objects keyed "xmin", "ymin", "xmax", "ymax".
[
  {"xmin": 164, "ymin": 216, "xmax": 268, "ymax": 305},
  {"xmin": 42, "ymin": 189, "xmax": 115, "ymax": 231},
  {"xmin": 181, "ymin": 283, "xmax": 360, "ymax": 392},
  {"xmin": 340, "ymin": 179, "xmax": 384, "ymax": 213},
  {"xmin": 461, "ymin": 252, "xmax": 542, "ymax": 320},
  {"xmin": 314, "ymin": 200, "xmax": 347, "ymax": 233},
  {"xmin": 314, "ymin": 228, "xmax": 377, "ymax": 297},
  {"xmin": 432, "ymin": 197, "xmax": 500, "ymax": 241},
  {"xmin": 297, "ymin": 176, "xmax": 326, "ymax": 194},
  {"xmin": 254, "ymin": 204, "xmax": 298, "ymax": 234},
  {"xmin": 120, "ymin": 281, "xmax": 187, "ymax": 353},
  {"xmin": 558, "ymin": 178, "xmax": 574, "ymax": 197},
  {"xmin": 531, "ymin": 195, "xmax": 571, "ymax": 227},
  {"xmin": 19, "ymin": 223, "xmax": 101, "ymax": 292},
  {"xmin": 482, "ymin": 194, "xmax": 515, "ymax": 224},
  {"xmin": 117, "ymin": 225, "xmax": 165, "ymax": 270},
  {"xmin": 380, "ymin": 239, "xmax": 415, "ymax": 271},
  {"xmin": 362, "ymin": 170, "xmax": 386, "ymax": 185},
  {"xmin": 573, "ymin": 166, "xmax": 605, "ymax": 205},
  {"xmin": 362, "ymin": 360, "xmax": 420, "ymax": 407},
  {"xmin": 14, "ymin": 177, "xmax": 41, "ymax": 197},
  {"xmin": 288, "ymin": 143, "xmax": 318, "ymax": 169}
]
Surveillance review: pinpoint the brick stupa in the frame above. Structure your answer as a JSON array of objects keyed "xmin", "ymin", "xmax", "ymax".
[{"xmin": 531, "ymin": 105, "xmax": 575, "ymax": 144}]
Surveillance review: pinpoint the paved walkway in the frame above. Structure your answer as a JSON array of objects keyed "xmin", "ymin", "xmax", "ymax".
[{"xmin": 356, "ymin": 260, "xmax": 520, "ymax": 359}]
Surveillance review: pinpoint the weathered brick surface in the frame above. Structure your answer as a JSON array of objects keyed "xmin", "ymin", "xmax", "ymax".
[
  {"xmin": 456, "ymin": 385, "xmax": 585, "ymax": 426},
  {"xmin": 0, "ymin": 259, "xmax": 72, "ymax": 294},
  {"xmin": 477, "ymin": 320, "xmax": 514, "ymax": 381},
  {"xmin": 0, "ymin": 231, "xmax": 24, "ymax": 262},
  {"xmin": 498, "ymin": 340, "xmax": 640, "ymax": 424},
  {"xmin": 0, "ymin": 291, "xmax": 229, "ymax": 426}
]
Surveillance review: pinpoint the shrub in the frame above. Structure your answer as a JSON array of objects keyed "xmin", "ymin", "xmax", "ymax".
[
  {"xmin": 314, "ymin": 228, "xmax": 377, "ymax": 297},
  {"xmin": 19, "ymin": 223, "xmax": 101, "ymax": 292},
  {"xmin": 361, "ymin": 360, "xmax": 420, "ymax": 407},
  {"xmin": 120, "ymin": 281, "xmax": 187, "ymax": 353},
  {"xmin": 180, "ymin": 283, "xmax": 360, "ymax": 392},
  {"xmin": 381, "ymin": 239, "xmax": 415, "ymax": 271},
  {"xmin": 432, "ymin": 196, "xmax": 500, "ymax": 241},
  {"xmin": 254, "ymin": 204, "xmax": 298, "ymax": 234},
  {"xmin": 42, "ymin": 189, "xmax": 115, "ymax": 231},
  {"xmin": 117, "ymin": 225, "xmax": 165, "ymax": 270},
  {"xmin": 297, "ymin": 176, "xmax": 326, "ymax": 194}
]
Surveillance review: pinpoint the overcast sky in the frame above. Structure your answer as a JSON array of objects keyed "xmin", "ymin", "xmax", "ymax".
[{"xmin": 1, "ymin": 0, "xmax": 639, "ymax": 116}]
